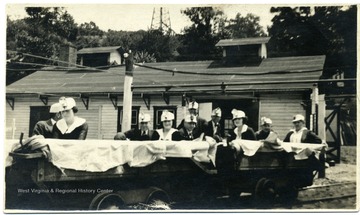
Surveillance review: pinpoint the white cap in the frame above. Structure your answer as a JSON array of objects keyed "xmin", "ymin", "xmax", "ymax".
[
  {"xmin": 139, "ymin": 113, "xmax": 151, "ymax": 123},
  {"xmin": 188, "ymin": 101, "xmax": 199, "ymax": 110},
  {"xmin": 60, "ymin": 97, "xmax": 76, "ymax": 111},
  {"xmin": 161, "ymin": 110, "xmax": 174, "ymax": 121},
  {"xmin": 292, "ymin": 114, "xmax": 305, "ymax": 122},
  {"xmin": 231, "ymin": 109, "xmax": 246, "ymax": 120},
  {"xmin": 184, "ymin": 115, "xmax": 197, "ymax": 123},
  {"xmin": 49, "ymin": 103, "xmax": 62, "ymax": 113},
  {"xmin": 211, "ymin": 107, "xmax": 222, "ymax": 117},
  {"xmin": 260, "ymin": 117, "xmax": 272, "ymax": 125}
]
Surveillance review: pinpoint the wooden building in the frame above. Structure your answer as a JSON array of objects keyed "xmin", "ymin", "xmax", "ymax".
[{"xmin": 6, "ymin": 38, "xmax": 327, "ymax": 140}]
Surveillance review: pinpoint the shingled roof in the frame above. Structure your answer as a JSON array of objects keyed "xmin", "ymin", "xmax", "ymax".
[
  {"xmin": 77, "ymin": 46, "xmax": 122, "ymax": 54},
  {"xmin": 6, "ymin": 55, "xmax": 326, "ymax": 96},
  {"xmin": 216, "ymin": 37, "xmax": 271, "ymax": 47}
]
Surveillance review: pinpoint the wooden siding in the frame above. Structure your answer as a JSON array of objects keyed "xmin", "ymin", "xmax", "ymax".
[
  {"xmin": 259, "ymin": 93, "xmax": 307, "ymax": 139},
  {"xmin": 6, "ymin": 93, "xmax": 308, "ymax": 141},
  {"xmin": 5, "ymin": 95, "xmax": 185, "ymax": 140}
]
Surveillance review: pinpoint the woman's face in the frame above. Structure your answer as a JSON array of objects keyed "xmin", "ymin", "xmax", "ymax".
[
  {"xmin": 293, "ymin": 121, "xmax": 304, "ymax": 131},
  {"xmin": 162, "ymin": 120, "xmax": 173, "ymax": 130},
  {"xmin": 233, "ymin": 118, "xmax": 243, "ymax": 127},
  {"xmin": 61, "ymin": 109, "xmax": 75, "ymax": 122}
]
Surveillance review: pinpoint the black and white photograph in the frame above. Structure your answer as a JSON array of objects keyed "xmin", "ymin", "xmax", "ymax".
[{"xmin": 3, "ymin": 2, "xmax": 358, "ymax": 212}]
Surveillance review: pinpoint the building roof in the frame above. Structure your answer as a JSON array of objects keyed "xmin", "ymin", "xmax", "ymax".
[
  {"xmin": 77, "ymin": 46, "xmax": 122, "ymax": 54},
  {"xmin": 6, "ymin": 55, "xmax": 326, "ymax": 96},
  {"xmin": 216, "ymin": 37, "xmax": 271, "ymax": 47}
]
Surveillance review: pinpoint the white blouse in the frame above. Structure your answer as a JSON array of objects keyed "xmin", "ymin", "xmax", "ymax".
[{"xmin": 156, "ymin": 128, "xmax": 177, "ymax": 141}]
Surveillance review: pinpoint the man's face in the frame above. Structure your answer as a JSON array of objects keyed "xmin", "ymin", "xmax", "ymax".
[
  {"xmin": 211, "ymin": 116, "xmax": 221, "ymax": 124},
  {"xmin": 188, "ymin": 108, "xmax": 197, "ymax": 115},
  {"xmin": 185, "ymin": 121, "xmax": 196, "ymax": 131},
  {"xmin": 55, "ymin": 112, "xmax": 63, "ymax": 121},
  {"xmin": 140, "ymin": 122, "xmax": 149, "ymax": 131},
  {"xmin": 293, "ymin": 121, "xmax": 304, "ymax": 131},
  {"xmin": 262, "ymin": 123, "xmax": 271, "ymax": 132}
]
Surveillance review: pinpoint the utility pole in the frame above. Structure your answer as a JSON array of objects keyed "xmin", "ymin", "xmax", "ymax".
[{"xmin": 121, "ymin": 50, "xmax": 134, "ymax": 132}]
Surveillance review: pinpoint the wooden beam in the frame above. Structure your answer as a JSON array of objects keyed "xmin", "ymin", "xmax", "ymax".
[
  {"xmin": 162, "ymin": 92, "xmax": 170, "ymax": 105},
  {"xmin": 141, "ymin": 93, "xmax": 151, "ymax": 110},
  {"xmin": 80, "ymin": 94, "xmax": 90, "ymax": 110},
  {"xmin": 38, "ymin": 95, "xmax": 48, "ymax": 105},
  {"xmin": 6, "ymin": 97, "xmax": 14, "ymax": 110},
  {"xmin": 108, "ymin": 94, "xmax": 118, "ymax": 110}
]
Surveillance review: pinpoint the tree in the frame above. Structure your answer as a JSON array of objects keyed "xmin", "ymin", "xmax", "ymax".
[
  {"xmin": 139, "ymin": 29, "xmax": 180, "ymax": 62},
  {"xmin": 226, "ymin": 13, "xmax": 266, "ymax": 38},
  {"xmin": 6, "ymin": 7, "xmax": 79, "ymax": 84},
  {"xmin": 75, "ymin": 21, "xmax": 104, "ymax": 49},
  {"xmin": 268, "ymin": 6, "xmax": 356, "ymax": 78},
  {"xmin": 13, "ymin": 7, "xmax": 78, "ymax": 62},
  {"xmin": 178, "ymin": 7, "xmax": 225, "ymax": 61}
]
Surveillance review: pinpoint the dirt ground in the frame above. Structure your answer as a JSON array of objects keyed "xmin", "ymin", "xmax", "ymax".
[{"xmin": 294, "ymin": 146, "xmax": 358, "ymax": 210}]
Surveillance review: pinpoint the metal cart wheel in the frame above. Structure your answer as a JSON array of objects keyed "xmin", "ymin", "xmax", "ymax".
[
  {"xmin": 89, "ymin": 193, "xmax": 125, "ymax": 210},
  {"xmin": 145, "ymin": 189, "xmax": 171, "ymax": 210},
  {"xmin": 254, "ymin": 178, "xmax": 276, "ymax": 207}
]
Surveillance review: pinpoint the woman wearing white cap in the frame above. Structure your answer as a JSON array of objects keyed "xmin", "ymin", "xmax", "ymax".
[
  {"xmin": 152, "ymin": 110, "xmax": 181, "ymax": 141},
  {"xmin": 283, "ymin": 114, "xmax": 322, "ymax": 144},
  {"xmin": 52, "ymin": 97, "xmax": 88, "ymax": 140},
  {"xmin": 227, "ymin": 109, "xmax": 256, "ymax": 142}
]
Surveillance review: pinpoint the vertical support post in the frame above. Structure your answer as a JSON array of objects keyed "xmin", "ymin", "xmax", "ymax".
[
  {"xmin": 318, "ymin": 94, "xmax": 326, "ymax": 141},
  {"xmin": 122, "ymin": 51, "xmax": 134, "ymax": 132},
  {"xmin": 311, "ymin": 84, "xmax": 319, "ymax": 134},
  {"xmin": 12, "ymin": 118, "xmax": 16, "ymax": 140}
]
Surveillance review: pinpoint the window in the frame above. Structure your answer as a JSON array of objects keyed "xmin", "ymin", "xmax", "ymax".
[
  {"xmin": 117, "ymin": 106, "xmax": 140, "ymax": 132},
  {"xmin": 153, "ymin": 106, "xmax": 177, "ymax": 129},
  {"xmin": 224, "ymin": 119, "xmax": 234, "ymax": 137},
  {"xmin": 29, "ymin": 106, "xmax": 50, "ymax": 137}
]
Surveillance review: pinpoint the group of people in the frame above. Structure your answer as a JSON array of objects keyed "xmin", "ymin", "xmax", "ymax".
[
  {"xmin": 114, "ymin": 101, "xmax": 323, "ymax": 145},
  {"xmin": 32, "ymin": 97, "xmax": 88, "ymax": 140},
  {"xmin": 33, "ymin": 97, "xmax": 322, "ymax": 145}
]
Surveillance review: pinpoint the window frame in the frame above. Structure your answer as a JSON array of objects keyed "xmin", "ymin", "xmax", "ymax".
[{"xmin": 117, "ymin": 106, "xmax": 140, "ymax": 132}]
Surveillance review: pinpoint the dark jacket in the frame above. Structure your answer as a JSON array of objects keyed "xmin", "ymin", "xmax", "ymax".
[
  {"xmin": 177, "ymin": 116, "xmax": 208, "ymax": 138},
  {"xmin": 283, "ymin": 129, "xmax": 322, "ymax": 144},
  {"xmin": 177, "ymin": 128, "xmax": 196, "ymax": 141},
  {"xmin": 124, "ymin": 129, "xmax": 155, "ymax": 141},
  {"xmin": 228, "ymin": 125, "xmax": 257, "ymax": 142},
  {"xmin": 53, "ymin": 117, "xmax": 88, "ymax": 140},
  {"xmin": 204, "ymin": 120, "xmax": 223, "ymax": 137},
  {"xmin": 32, "ymin": 119, "xmax": 54, "ymax": 138}
]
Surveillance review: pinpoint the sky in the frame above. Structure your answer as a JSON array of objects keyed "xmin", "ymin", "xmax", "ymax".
[{"xmin": 6, "ymin": 4, "xmax": 276, "ymax": 34}]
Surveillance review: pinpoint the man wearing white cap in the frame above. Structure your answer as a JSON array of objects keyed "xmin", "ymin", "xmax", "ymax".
[
  {"xmin": 177, "ymin": 115, "xmax": 198, "ymax": 140},
  {"xmin": 123, "ymin": 113, "xmax": 155, "ymax": 141},
  {"xmin": 53, "ymin": 97, "xmax": 88, "ymax": 140},
  {"xmin": 32, "ymin": 103, "xmax": 62, "ymax": 138},
  {"xmin": 227, "ymin": 109, "xmax": 256, "ymax": 142},
  {"xmin": 177, "ymin": 101, "xmax": 208, "ymax": 139},
  {"xmin": 204, "ymin": 107, "xmax": 223, "ymax": 142},
  {"xmin": 283, "ymin": 114, "xmax": 322, "ymax": 144}
]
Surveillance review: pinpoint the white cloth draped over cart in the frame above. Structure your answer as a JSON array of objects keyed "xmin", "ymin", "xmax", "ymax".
[{"xmin": 6, "ymin": 136, "xmax": 326, "ymax": 172}]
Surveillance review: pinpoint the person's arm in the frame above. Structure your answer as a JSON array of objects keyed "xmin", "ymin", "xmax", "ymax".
[
  {"xmin": 247, "ymin": 128, "xmax": 257, "ymax": 140},
  {"xmin": 78, "ymin": 123, "xmax": 88, "ymax": 140},
  {"xmin": 308, "ymin": 131, "xmax": 323, "ymax": 144},
  {"xmin": 283, "ymin": 132, "xmax": 292, "ymax": 142},
  {"xmin": 52, "ymin": 124, "xmax": 61, "ymax": 139},
  {"xmin": 172, "ymin": 131, "xmax": 184, "ymax": 141},
  {"xmin": 124, "ymin": 129, "xmax": 134, "ymax": 140},
  {"xmin": 32, "ymin": 123, "xmax": 42, "ymax": 136},
  {"xmin": 151, "ymin": 131, "xmax": 160, "ymax": 140}
]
